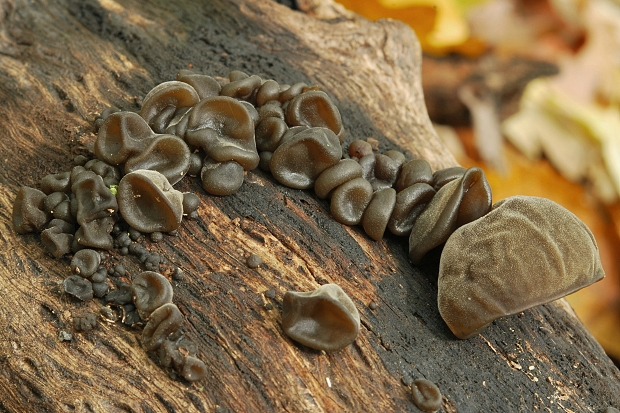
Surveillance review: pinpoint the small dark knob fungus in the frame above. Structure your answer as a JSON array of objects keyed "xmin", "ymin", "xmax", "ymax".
[
  {"xmin": 40, "ymin": 171, "xmax": 71, "ymax": 194},
  {"xmin": 282, "ymin": 284, "xmax": 360, "ymax": 352},
  {"xmin": 41, "ymin": 227, "xmax": 74, "ymax": 258},
  {"xmin": 142, "ymin": 303, "xmax": 184, "ymax": 351},
  {"xmin": 71, "ymin": 249, "xmax": 101, "ymax": 278},
  {"xmin": 256, "ymin": 80, "xmax": 282, "ymax": 106},
  {"xmin": 132, "ymin": 271, "xmax": 174, "ymax": 320},
  {"xmin": 438, "ymin": 196, "xmax": 605, "ymax": 339},
  {"xmin": 74, "ymin": 217, "xmax": 116, "ymax": 250},
  {"xmin": 270, "ymin": 127, "xmax": 342, "ymax": 190},
  {"xmin": 117, "ymin": 170, "xmax": 184, "ymax": 233},
  {"xmin": 140, "ymin": 81, "xmax": 201, "ymax": 133},
  {"xmin": 181, "ymin": 356, "xmax": 208, "ymax": 382},
  {"xmin": 411, "ymin": 379, "xmax": 442, "ymax": 413},
  {"xmin": 255, "ymin": 117, "xmax": 287, "ymax": 152},
  {"xmin": 63, "ymin": 275, "xmax": 94, "ymax": 301}
]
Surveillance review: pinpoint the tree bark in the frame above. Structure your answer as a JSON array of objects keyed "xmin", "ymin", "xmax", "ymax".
[{"xmin": 0, "ymin": 0, "xmax": 618, "ymax": 412}]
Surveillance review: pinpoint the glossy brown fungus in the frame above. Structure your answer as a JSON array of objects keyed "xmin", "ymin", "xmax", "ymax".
[
  {"xmin": 348, "ymin": 139, "xmax": 373, "ymax": 159},
  {"xmin": 13, "ymin": 187, "xmax": 50, "ymax": 234},
  {"xmin": 330, "ymin": 177, "xmax": 373, "ymax": 225},
  {"xmin": 388, "ymin": 183, "xmax": 436, "ymax": 236},
  {"xmin": 395, "ymin": 159, "xmax": 433, "ymax": 192},
  {"xmin": 140, "ymin": 81, "xmax": 200, "ymax": 133},
  {"xmin": 438, "ymin": 196, "xmax": 605, "ymax": 339},
  {"xmin": 142, "ymin": 303, "xmax": 184, "ymax": 351},
  {"xmin": 270, "ymin": 127, "xmax": 342, "ymax": 189},
  {"xmin": 74, "ymin": 216, "xmax": 116, "ymax": 250},
  {"xmin": 176, "ymin": 70, "xmax": 221, "ymax": 100},
  {"xmin": 314, "ymin": 159, "xmax": 363, "ymax": 199},
  {"xmin": 200, "ymin": 159, "xmax": 245, "ymax": 196},
  {"xmin": 181, "ymin": 356, "xmax": 208, "ymax": 382},
  {"xmin": 361, "ymin": 188, "xmax": 397, "ymax": 241},
  {"xmin": 72, "ymin": 172, "xmax": 118, "ymax": 225},
  {"xmin": 124, "ymin": 134, "xmax": 191, "ymax": 185},
  {"xmin": 41, "ymin": 227, "xmax": 74, "ymax": 258},
  {"xmin": 132, "ymin": 271, "xmax": 174, "ymax": 320},
  {"xmin": 409, "ymin": 167, "xmax": 492, "ymax": 264},
  {"xmin": 255, "ymin": 117, "xmax": 287, "ymax": 152},
  {"xmin": 185, "ymin": 96, "xmax": 259, "ymax": 170},
  {"xmin": 282, "ymin": 284, "xmax": 360, "ymax": 351},
  {"xmin": 256, "ymin": 79, "xmax": 281, "ymax": 106},
  {"xmin": 117, "ymin": 170, "xmax": 184, "ymax": 233},
  {"xmin": 40, "ymin": 171, "xmax": 71, "ymax": 194},
  {"xmin": 411, "ymin": 379, "xmax": 442, "ymax": 413},
  {"xmin": 432, "ymin": 166, "xmax": 466, "ymax": 190},
  {"xmin": 95, "ymin": 111, "xmax": 155, "ymax": 165},
  {"xmin": 63, "ymin": 275, "xmax": 94, "ymax": 301},
  {"xmin": 285, "ymin": 91, "xmax": 344, "ymax": 142}
]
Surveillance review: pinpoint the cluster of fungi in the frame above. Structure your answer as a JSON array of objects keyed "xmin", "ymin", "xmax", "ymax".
[{"xmin": 12, "ymin": 69, "xmax": 605, "ymax": 409}]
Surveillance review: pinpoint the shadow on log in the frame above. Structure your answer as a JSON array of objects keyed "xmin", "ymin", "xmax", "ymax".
[{"xmin": 0, "ymin": 0, "xmax": 619, "ymax": 412}]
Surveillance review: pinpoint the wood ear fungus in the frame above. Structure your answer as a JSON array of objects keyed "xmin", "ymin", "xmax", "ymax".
[
  {"xmin": 117, "ymin": 170, "xmax": 184, "ymax": 233},
  {"xmin": 361, "ymin": 188, "xmax": 396, "ymax": 241},
  {"xmin": 142, "ymin": 303, "xmax": 184, "ymax": 351},
  {"xmin": 330, "ymin": 177, "xmax": 373, "ymax": 226},
  {"xmin": 124, "ymin": 134, "xmax": 191, "ymax": 185},
  {"xmin": 285, "ymin": 91, "xmax": 344, "ymax": 142},
  {"xmin": 270, "ymin": 127, "xmax": 342, "ymax": 189},
  {"xmin": 176, "ymin": 70, "xmax": 221, "ymax": 100},
  {"xmin": 200, "ymin": 158, "xmax": 245, "ymax": 196},
  {"xmin": 12, "ymin": 187, "xmax": 50, "ymax": 234},
  {"xmin": 140, "ymin": 81, "xmax": 200, "ymax": 133},
  {"xmin": 132, "ymin": 271, "xmax": 174, "ymax": 320},
  {"xmin": 95, "ymin": 111, "xmax": 155, "ymax": 165},
  {"xmin": 282, "ymin": 284, "xmax": 360, "ymax": 352},
  {"xmin": 71, "ymin": 249, "xmax": 101, "ymax": 277},
  {"xmin": 314, "ymin": 159, "xmax": 363, "ymax": 199},
  {"xmin": 411, "ymin": 379, "xmax": 442, "ymax": 413},
  {"xmin": 438, "ymin": 196, "xmax": 605, "ymax": 339}
]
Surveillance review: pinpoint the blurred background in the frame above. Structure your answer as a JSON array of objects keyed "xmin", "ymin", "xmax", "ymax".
[{"xmin": 335, "ymin": 0, "xmax": 620, "ymax": 366}]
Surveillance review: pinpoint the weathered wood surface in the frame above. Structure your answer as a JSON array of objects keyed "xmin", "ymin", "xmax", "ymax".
[{"xmin": 0, "ymin": 0, "xmax": 619, "ymax": 412}]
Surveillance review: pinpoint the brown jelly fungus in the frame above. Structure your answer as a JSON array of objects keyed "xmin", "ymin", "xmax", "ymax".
[
  {"xmin": 256, "ymin": 79, "xmax": 281, "ymax": 106},
  {"xmin": 349, "ymin": 140, "xmax": 373, "ymax": 159},
  {"xmin": 13, "ymin": 187, "xmax": 49, "ymax": 234},
  {"xmin": 140, "ymin": 81, "xmax": 200, "ymax": 133},
  {"xmin": 71, "ymin": 249, "xmax": 101, "ymax": 278},
  {"xmin": 200, "ymin": 159, "xmax": 245, "ymax": 196},
  {"xmin": 411, "ymin": 379, "xmax": 442, "ymax": 413},
  {"xmin": 63, "ymin": 275, "xmax": 94, "ymax": 301},
  {"xmin": 95, "ymin": 111, "xmax": 155, "ymax": 165},
  {"xmin": 41, "ymin": 227, "xmax": 74, "ymax": 258},
  {"xmin": 286, "ymin": 91, "xmax": 344, "ymax": 142},
  {"xmin": 142, "ymin": 303, "xmax": 184, "ymax": 351},
  {"xmin": 255, "ymin": 117, "xmax": 287, "ymax": 152},
  {"xmin": 182, "ymin": 192, "xmax": 200, "ymax": 215},
  {"xmin": 75, "ymin": 217, "xmax": 116, "ymax": 250},
  {"xmin": 41, "ymin": 172, "xmax": 71, "ymax": 194},
  {"xmin": 395, "ymin": 159, "xmax": 433, "ymax": 192},
  {"xmin": 181, "ymin": 356, "xmax": 208, "ymax": 382},
  {"xmin": 270, "ymin": 127, "xmax": 342, "ymax": 189},
  {"xmin": 362, "ymin": 188, "xmax": 396, "ymax": 241},
  {"xmin": 124, "ymin": 134, "xmax": 191, "ymax": 185},
  {"xmin": 438, "ymin": 196, "xmax": 605, "ymax": 339},
  {"xmin": 432, "ymin": 166, "xmax": 466, "ymax": 190},
  {"xmin": 72, "ymin": 172, "xmax": 118, "ymax": 225},
  {"xmin": 282, "ymin": 284, "xmax": 360, "ymax": 352},
  {"xmin": 220, "ymin": 74, "xmax": 261, "ymax": 101},
  {"xmin": 279, "ymin": 82, "xmax": 307, "ymax": 103},
  {"xmin": 409, "ymin": 167, "xmax": 492, "ymax": 264},
  {"xmin": 132, "ymin": 271, "xmax": 174, "ymax": 320},
  {"xmin": 330, "ymin": 177, "xmax": 373, "ymax": 226},
  {"xmin": 314, "ymin": 159, "xmax": 363, "ymax": 199},
  {"xmin": 388, "ymin": 183, "xmax": 436, "ymax": 236},
  {"xmin": 185, "ymin": 96, "xmax": 259, "ymax": 170},
  {"xmin": 117, "ymin": 170, "xmax": 184, "ymax": 233},
  {"xmin": 176, "ymin": 70, "xmax": 221, "ymax": 100}
]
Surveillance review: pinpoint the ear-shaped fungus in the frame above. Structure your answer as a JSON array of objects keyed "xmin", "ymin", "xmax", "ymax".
[
  {"xmin": 330, "ymin": 177, "xmax": 373, "ymax": 225},
  {"xmin": 361, "ymin": 188, "xmax": 396, "ymax": 241},
  {"xmin": 181, "ymin": 356, "xmax": 208, "ymax": 382},
  {"xmin": 140, "ymin": 81, "xmax": 200, "ymax": 133},
  {"xmin": 63, "ymin": 275, "xmax": 94, "ymax": 301},
  {"xmin": 200, "ymin": 158, "xmax": 245, "ymax": 196},
  {"xmin": 176, "ymin": 70, "xmax": 221, "ymax": 100},
  {"xmin": 132, "ymin": 271, "xmax": 174, "ymax": 320},
  {"xmin": 388, "ymin": 183, "xmax": 436, "ymax": 236},
  {"xmin": 142, "ymin": 303, "xmax": 183, "ymax": 351},
  {"xmin": 185, "ymin": 96, "xmax": 259, "ymax": 170},
  {"xmin": 395, "ymin": 159, "xmax": 433, "ymax": 192},
  {"xmin": 255, "ymin": 117, "xmax": 287, "ymax": 152},
  {"xmin": 13, "ymin": 187, "xmax": 50, "ymax": 234},
  {"xmin": 40, "ymin": 172, "xmax": 71, "ymax": 194},
  {"xmin": 285, "ymin": 91, "xmax": 344, "ymax": 142},
  {"xmin": 438, "ymin": 196, "xmax": 605, "ymax": 339},
  {"xmin": 314, "ymin": 159, "xmax": 363, "ymax": 199},
  {"xmin": 75, "ymin": 217, "xmax": 116, "ymax": 250},
  {"xmin": 282, "ymin": 284, "xmax": 360, "ymax": 351},
  {"xmin": 71, "ymin": 249, "xmax": 101, "ymax": 277},
  {"xmin": 270, "ymin": 127, "xmax": 342, "ymax": 189},
  {"xmin": 409, "ymin": 167, "xmax": 492, "ymax": 263},
  {"xmin": 95, "ymin": 111, "xmax": 155, "ymax": 165},
  {"xmin": 41, "ymin": 226, "xmax": 74, "ymax": 258},
  {"xmin": 432, "ymin": 166, "xmax": 466, "ymax": 190},
  {"xmin": 124, "ymin": 135, "xmax": 191, "ymax": 185},
  {"xmin": 220, "ymin": 74, "xmax": 261, "ymax": 101},
  {"xmin": 72, "ymin": 172, "xmax": 118, "ymax": 225},
  {"xmin": 117, "ymin": 170, "xmax": 184, "ymax": 233},
  {"xmin": 256, "ymin": 79, "xmax": 281, "ymax": 106}
]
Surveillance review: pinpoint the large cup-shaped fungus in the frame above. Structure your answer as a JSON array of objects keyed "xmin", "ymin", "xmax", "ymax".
[
  {"xmin": 282, "ymin": 284, "xmax": 360, "ymax": 352},
  {"xmin": 270, "ymin": 127, "xmax": 342, "ymax": 189},
  {"xmin": 140, "ymin": 81, "xmax": 200, "ymax": 133},
  {"xmin": 41, "ymin": 226, "xmax": 74, "ymax": 258},
  {"xmin": 185, "ymin": 96, "xmax": 259, "ymax": 170},
  {"xmin": 285, "ymin": 91, "xmax": 344, "ymax": 142},
  {"xmin": 12, "ymin": 187, "xmax": 50, "ymax": 234},
  {"xmin": 95, "ymin": 111, "xmax": 155, "ymax": 165},
  {"xmin": 124, "ymin": 134, "xmax": 191, "ymax": 185},
  {"xmin": 132, "ymin": 271, "xmax": 174, "ymax": 320},
  {"xmin": 176, "ymin": 70, "xmax": 221, "ymax": 100},
  {"xmin": 438, "ymin": 196, "xmax": 605, "ymax": 339},
  {"xmin": 117, "ymin": 170, "xmax": 184, "ymax": 233},
  {"xmin": 75, "ymin": 216, "xmax": 116, "ymax": 250},
  {"xmin": 409, "ymin": 167, "xmax": 492, "ymax": 263},
  {"xmin": 142, "ymin": 303, "xmax": 184, "ymax": 351}
]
